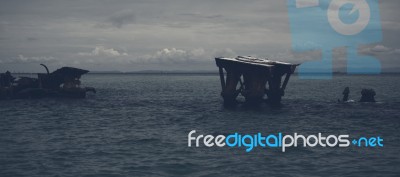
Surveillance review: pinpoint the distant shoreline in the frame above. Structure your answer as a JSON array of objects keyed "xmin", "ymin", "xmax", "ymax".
[{"xmin": 10, "ymin": 72, "xmax": 400, "ymax": 75}]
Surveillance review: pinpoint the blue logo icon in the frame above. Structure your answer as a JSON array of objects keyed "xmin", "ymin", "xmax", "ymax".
[{"xmin": 287, "ymin": 0, "xmax": 382, "ymax": 79}]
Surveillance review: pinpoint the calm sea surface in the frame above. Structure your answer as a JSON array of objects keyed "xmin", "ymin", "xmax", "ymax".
[{"xmin": 0, "ymin": 74, "xmax": 399, "ymax": 177}]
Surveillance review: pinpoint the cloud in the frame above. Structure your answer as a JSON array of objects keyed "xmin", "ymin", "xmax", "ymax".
[
  {"xmin": 72, "ymin": 47, "xmax": 235, "ymax": 67},
  {"xmin": 381, "ymin": 21, "xmax": 400, "ymax": 30},
  {"xmin": 213, "ymin": 48, "xmax": 236, "ymax": 58},
  {"xmin": 107, "ymin": 10, "xmax": 135, "ymax": 28},
  {"xmin": 78, "ymin": 46, "xmax": 128, "ymax": 57},
  {"xmin": 360, "ymin": 44, "xmax": 398, "ymax": 55},
  {"xmin": 17, "ymin": 55, "xmax": 56, "ymax": 62},
  {"xmin": 370, "ymin": 45, "xmax": 391, "ymax": 52},
  {"xmin": 138, "ymin": 48, "xmax": 236, "ymax": 63},
  {"xmin": 1, "ymin": 0, "xmax": 399, "ymax": 72},
  {"xmin": 295, "ymin": 0, "xmax": 319, "ymax": 8},
  {"xmin": 0, "ymin": 55, "xmax": 57, "ymax": 64},
  {"xmin": 140, "ymin": 48, "xmax": 206, "ymax": 63}
]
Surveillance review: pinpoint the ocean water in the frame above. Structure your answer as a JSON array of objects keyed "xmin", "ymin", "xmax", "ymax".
[{"xmin": 0, "ymin": 74, "xmax": 399, "ymax": 177}]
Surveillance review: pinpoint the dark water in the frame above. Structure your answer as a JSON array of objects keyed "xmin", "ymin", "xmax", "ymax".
[{"xmin": 0, "ymin": 74, "xmax": 399, "ymax": 177}]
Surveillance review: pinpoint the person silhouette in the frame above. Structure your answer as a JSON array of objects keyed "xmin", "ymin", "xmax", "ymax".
[{"xmin": 339, "ymin": 87, "xmax": 350, "ymax": 102}]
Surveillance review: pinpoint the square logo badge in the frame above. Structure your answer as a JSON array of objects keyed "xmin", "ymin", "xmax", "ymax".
[{"xmin": 287, "ymin": 0, "xmax": 382, "ymax": 79}]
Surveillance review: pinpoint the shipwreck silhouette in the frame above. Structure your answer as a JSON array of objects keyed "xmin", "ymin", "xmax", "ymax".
[
  {"xmin": 0, "ymin": 64, "xmax": 95, "ymax": 100},
  {"xmin": 215, "ymin": 56, "xmax": 299, "ymax": 106}
]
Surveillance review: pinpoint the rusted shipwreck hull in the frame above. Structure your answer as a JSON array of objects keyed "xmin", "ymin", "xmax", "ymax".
[
  {"xmin": 215, "ymin": 56, "xmax": 299, "ymax": 106},
  {"xmin": 0, "ymin": 65, "xmax": 95, "ymax": 100}
]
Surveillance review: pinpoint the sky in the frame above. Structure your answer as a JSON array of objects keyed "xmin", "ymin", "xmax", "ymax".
[{"xmin": 0, "ymin": 0, "xmax": 399, "ymax": 72}]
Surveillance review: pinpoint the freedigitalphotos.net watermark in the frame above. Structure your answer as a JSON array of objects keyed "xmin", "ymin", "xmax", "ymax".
[{"xmin": 188, "ymin": 130, "xmax": 383, "ymax": 152}]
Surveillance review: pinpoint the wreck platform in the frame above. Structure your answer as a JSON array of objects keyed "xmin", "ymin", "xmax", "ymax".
[
  {"xmin": 0, "ymin": 65, "xmax": 95, "ymax": 100},
  {"xmin": 215, "ymin": 56, "xmax": 299, "ymax": 106}
]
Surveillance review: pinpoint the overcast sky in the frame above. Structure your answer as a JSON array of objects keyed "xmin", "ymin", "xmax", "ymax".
[{"xmin": 0, "ymin": 0, "xmax": 399, "ymax": 72}]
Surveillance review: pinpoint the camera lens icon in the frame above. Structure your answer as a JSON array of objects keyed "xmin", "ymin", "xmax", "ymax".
[{"xmin": 328, "ymin": 0, "xmax": 371, "ymax": 35}]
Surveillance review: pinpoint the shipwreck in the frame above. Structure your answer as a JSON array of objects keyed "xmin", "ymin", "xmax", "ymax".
[
  {"xmin": 215, "ymin": 56, "xmax": 299, "ymax": 106},
  {"xmin": 0, "ymin": 64, "xmax": 95, "ymax": 100}
]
